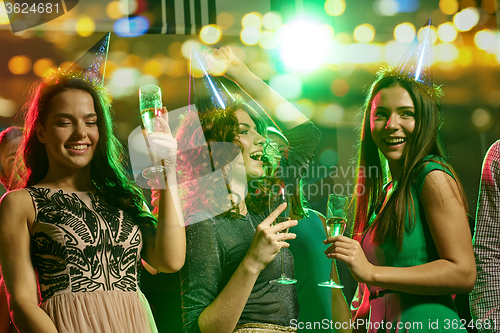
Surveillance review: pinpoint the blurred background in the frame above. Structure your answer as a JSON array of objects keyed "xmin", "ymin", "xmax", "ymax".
[
  {"xmin": 1, "ymin": 0, "xmax": 497, "ymax": 330},
  {"xmin": 2, "ymin": 0, "xmax": 499, "ymax": 213}
]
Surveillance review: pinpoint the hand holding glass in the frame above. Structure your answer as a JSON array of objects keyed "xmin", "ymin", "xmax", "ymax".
[
  {"xmin": 318, "ymin": 194, "xmax": 348, "ymax": 288},
  {"xmin": 139, "ymin": 84, "xmax": 168, "ymax": 178},
  {"xmin": 269, "ymin": 183, "xmax": 297, "ymax": 285}
]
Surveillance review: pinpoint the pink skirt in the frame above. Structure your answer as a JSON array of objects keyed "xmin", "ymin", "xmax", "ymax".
[{"xmin": 41, "ymin": 290, "xmax": 157, "ymax": 333}]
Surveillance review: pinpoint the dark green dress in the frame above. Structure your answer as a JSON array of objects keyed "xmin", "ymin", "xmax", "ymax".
[{"xmin": 360, "ymin": 156, "xmax": 465, "ymax": 332}]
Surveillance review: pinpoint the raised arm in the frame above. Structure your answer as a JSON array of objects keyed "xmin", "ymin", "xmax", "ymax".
[
  {"xmin": 141, "ymin": 111, "xmax": 186, "ymax": 273},
  {"xmin": 0, "ymin": 190, "xmax": 58, "ymax": 333},
  {"xmin": 469, "ymin": 141, "xmax": 500, "ymax": 327},
  {"xmin": 207, "ymin": 47, "xmax": 308, "ymax": 130},
  {"xmin": 326, "ymin": 170, "xmax": 476, "ymax": 295}
]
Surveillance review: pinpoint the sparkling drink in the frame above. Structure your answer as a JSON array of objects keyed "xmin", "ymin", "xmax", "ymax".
[
  {"xmin": 326, "ymin": 217, "xmax": 346, "ymax": 237},
  {"xmin": 318, "ymin": 194, "xmax": 348, "ymax": 288},
  {"xmin": 141, "ymin": 107, "xmax": 163, "ymax": 134}
]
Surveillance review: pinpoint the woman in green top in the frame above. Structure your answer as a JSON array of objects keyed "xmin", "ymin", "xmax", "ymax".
[{"xmin": 324, "ymin": 68, "xmax": 476, "ymax": 332}]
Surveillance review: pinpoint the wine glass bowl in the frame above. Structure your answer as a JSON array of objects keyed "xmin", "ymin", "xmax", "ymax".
[
  {"xmin": 269, "ymin": 182, "xmax": 296, "ymax": 285},
  {"xmin": 139, "ymin": 84, "xmax": 169, "ymax": 178},
  {"xmin": 318, "ymin": 194, "xmax": 348, "ymax": 288}
]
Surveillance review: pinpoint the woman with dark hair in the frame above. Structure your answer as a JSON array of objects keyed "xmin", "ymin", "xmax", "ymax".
[
  {"xmin": 324, "ymin": 67, "xmax": 476, "ymax": 331},
  {"xmin": 176, "ymin": 47, "xmax": 321, "ymax": 333},
  {"xmin": 0, "ymin": 72, "xmax": 185, "ymax": 333}
]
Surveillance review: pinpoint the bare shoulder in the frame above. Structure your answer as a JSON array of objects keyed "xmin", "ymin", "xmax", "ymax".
[
  {"xmin": 420, "ymin": 169, "xmax": 467, "ymax": 222},
  {"xmin": 421, "ymin": 169, "xmax": 460, "ymax": 199},
  {"xmin": 1, "ymin": 189, "xmax": 32, "ymax": 208},
  {"xmin": 0, "ymin": 189, "xmax": 34, "ymax": 227}
]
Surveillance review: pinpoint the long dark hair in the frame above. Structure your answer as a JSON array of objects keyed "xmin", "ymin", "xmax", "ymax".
[
  {"xmin": 17, "ymin": 73, "xmax": 155, "ymax": 226},
  {"xmin": 350, "ymin": 72, "xmax": 468, "ymax": 249},
  {"xmin": 176, "ymin": 95, "xmax": 274, "ymax": 219}
]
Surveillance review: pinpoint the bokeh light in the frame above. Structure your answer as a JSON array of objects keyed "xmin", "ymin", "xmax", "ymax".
[
  {"xmin": 108, "ymin": 68, "xmax": 141, "ymax": 98},
  {"xmin": 181, "ymin": 40, "xmax": 202, "ymax": 59},
  {"xmin": 354, "ymin": 24, "xmax": 375, "ymax": 43},
  {"xmin": 417, "ymin": 25, "xmax": 438, "ymax": 45},
  {"xmin": 294, "ymin": 99, "xmax": 316, "ymax": 119},
  {"xmin": 217, "ymin": 12, "xmax": 234, "ymax": 30},
  {"xmin": 437, "ymin": 22, "xmax": 458, "ymax": 43},
  {"xmin": 330, "ymin": 79, "xmax": 350, "ymax": 97},
  {"xmin": 453, "ymin": 7, "xmax": 480, "ymax": 32},
  {"xmin": 458, "ymin": 48, "xmax": 474, "ymax": 67},
  {"xmin": 439, "ymin": 0, "xmax": 458, "ymax": 15},
  {"xmin": 319, "ymin": 149, "xmax": 338, "ymax": 166},
  {"xmin": 323, "ymin": 104, "xmax": 345, "ymax": 122},
  {"xmin": 242, "ymin": 12, "xmax": 262, "ymax": 29},
  {"xmin": 104, "ymin": 61, "xmax": 118, "ymax": 79},
  {"xmin": 106, "ymin": 1, "xmax": 123, "ymax": 19},
  {"xmin": 46, "ymin": 30, "xmax": 71, "ymax": 49},
  {"xmin": 435, "ymin": 43, "xmax": 459, "ymax": 62},
  {"xmin": 200, "ymin": 25, "xmax": 222, "ymax": 44},
  {"xmin": 240, "ymin": 27, "xmax": 261, "ymax": 45},
  {"xmin": 471, "ymin": 108, "xmax": 492, "ymax": 129},
  {"xmin": 8, "ymin": 55, "xmax": 32, "ymax": 75},
  {"xmin": 123, "ymin": 54, "xmax": 142, "ymax": 68},
  {"xmin": 475, "ymin": 29, "xmax": 497, "ymax": 51},
  {"xmin": 76, "ymin": 16, "xmax": 95, "ymax": 37},
  {"xmin": 259, "ymin": 30, "xmax": 278, "ymax": 49},
  {"xmin": 278, "ymin": 21, "xmax": 333, "ymax": 71},
  {"xmin": 114, "ymin": 16, "xmax": 149, "ymax": 37},
  {"xmin": 58, "ymin": 61, "xmax": 73, "ymax": 72},
  {"xmin": 33, "ymin": 58, "xmax": 56, "ymax": 77},
  {"xmin": 396, "ymin": 0, "xmax": 419, "ymax": 12},
  {"xmin": 0, "ymin": 97, "xmax": 17, "ymax": 118},
  {"xmin": 142, "ymin": 59, "xmax": 163, "ymax": 78},
  {"xmin": 262, "ymin": 12, "xmax": 282, "ymax": 30},
  {"xmin": 385, "ymin": 40, "xmax": 408, "ymax": 64},
  {"xmin": 482, "ymin": 0, "xmax": 497, "ymax": 13},
  {"xmin": 394, "ymin": 23, "xmax": 416, "ymax": 44},
  {"xmin": 324, "ymin": 0, "xmax": 346, "ymax": 16},
  {"xmin": 373, "ymin": 0, "xmax": 399, "ymax": 16},
  {"xmin": 118, "ymin": 0, "xmax": 137, "ymax": 15}
]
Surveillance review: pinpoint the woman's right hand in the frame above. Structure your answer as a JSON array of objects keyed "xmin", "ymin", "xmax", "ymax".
[
  {"xmin": 324, "ymin": 235, "xmax": 375, "ymax": 284},
  {"xmin": 243, "ymin": 203, "xmax": 297, "ymax": 273}
]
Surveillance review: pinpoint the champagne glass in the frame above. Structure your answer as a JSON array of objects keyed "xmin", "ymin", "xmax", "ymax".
[
  {"xmin": 139, "ymin": 84, "xmax": 168, "ymax": 178},
  {"xmin": 269, "ymin": 182, "xmax": 297, "ymax": 285},
  {"xmin": 318, "ymin": 194, "xmax": 348, "ymax": 288}
]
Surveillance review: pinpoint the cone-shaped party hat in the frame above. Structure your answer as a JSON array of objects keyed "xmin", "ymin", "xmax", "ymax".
[
  {"xmin": 189, "ymin": 46, "xmax": 235, "ymax": 113},
  {"xmin": 394, "ymin": 18, "xmax": 433, "ymax": 86},
  {"xmin": 65, "ymin": 32, "xmax": 111, "ymax": 86}
]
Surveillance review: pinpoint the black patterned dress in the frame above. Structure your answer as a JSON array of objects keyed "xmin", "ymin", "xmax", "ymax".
[{"xmin": 26, "ymin": 187, "xmax": 157, "ymax": 333}]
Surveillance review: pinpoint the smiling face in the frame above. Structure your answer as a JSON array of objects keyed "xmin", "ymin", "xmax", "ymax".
[
  {"xmin": 36, "ymin": 89, "xmax": 100, "ymax": 173},
  {"xmin": 235, "ymin": 109, "xmax": 266, "ymax": 180},
  {"xmin": 370, "ymin": 85, "xmax": 415, "ymax": 175}
]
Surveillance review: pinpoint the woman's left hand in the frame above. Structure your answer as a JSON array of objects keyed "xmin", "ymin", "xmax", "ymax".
[{"xmin": 324, "ymin": 235, "xmax": 375, "ymax": 284}]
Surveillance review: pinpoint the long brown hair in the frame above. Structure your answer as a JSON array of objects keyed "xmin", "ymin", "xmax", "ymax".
[
  {"xmin": 176, "ymin": 95, "xmax": 275, "ymax": 220},
  {"xmin": 16, "ymin": 73, "xmax": 155, "ymax": 227},
  {"xmin": 350, "ymin": 73, "xmax": 468, "ymax": 250}
]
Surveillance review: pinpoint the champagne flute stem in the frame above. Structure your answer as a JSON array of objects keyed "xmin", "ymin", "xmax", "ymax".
[
  {"xmin": 280, "ymin": 249, "xmax": 284, "ymax": 276},
  {"xmin": 329, "ymin": 260, "xmax": 335, "ymax": 280}
]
